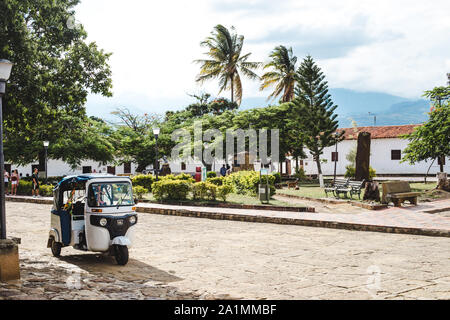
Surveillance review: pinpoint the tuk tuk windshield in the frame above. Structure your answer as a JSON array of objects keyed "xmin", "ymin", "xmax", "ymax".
[{"xmin": 88, "ymin": 182, "xmax": 133, "ymax": 207}]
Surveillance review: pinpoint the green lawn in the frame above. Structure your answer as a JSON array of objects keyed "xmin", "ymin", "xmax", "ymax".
[
  {"xmin": 277, "ymin": 182, "xmax": 439, "ymax": 202},
  {"xmin": 142, "ymin": 192, "xmax": 306, "ymax": 207}
]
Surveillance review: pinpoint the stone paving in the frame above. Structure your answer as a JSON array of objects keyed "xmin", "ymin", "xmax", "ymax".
[{"xmin": 2, "ymin": 202, "xmax": 450, "ymax": 300}]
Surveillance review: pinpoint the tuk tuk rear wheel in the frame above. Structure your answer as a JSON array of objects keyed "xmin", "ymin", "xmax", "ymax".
[
  {"xmin": 114, "ymin": 245, "xmax": 129, "ymax": 265},
  {"xmin": 51, "ymin": 239, "xmax": 62, "ymax": 257}
]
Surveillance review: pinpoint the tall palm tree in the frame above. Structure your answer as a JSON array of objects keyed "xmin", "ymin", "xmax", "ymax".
[
  {"xmin": 195, "ymin": 25, "xmax": 261, "ymax": 106},
  {"xmin": 260, "ymin": 45, "xmax": 297, "ymax": 103}
]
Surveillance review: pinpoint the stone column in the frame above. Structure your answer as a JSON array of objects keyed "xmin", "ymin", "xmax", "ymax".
[
  {"xmin": 0, "ymin": 238, "xmax": 20, "ymax": 281},
  {"xmin": 355, "ymin": 132, "xmax": 371, "ymax": 181}
]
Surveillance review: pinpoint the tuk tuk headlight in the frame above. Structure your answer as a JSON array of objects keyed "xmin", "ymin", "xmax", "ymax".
[
  {"xmin": 129, "ymin": 215, "xmax": 136, "ymax": 225},
  {"xmin": 99, "ymin": 218, "xmax": 108, "ymax": 227}
]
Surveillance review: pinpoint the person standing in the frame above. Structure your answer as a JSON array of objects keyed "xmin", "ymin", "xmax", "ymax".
[
  {"xmin": 32, "ymin": 168, "xmax": 40, "ymax": 197},
  {"xmin": 220, "ymin": 164, "xmax": 227, "ymax": 177},
  {"xmin": 4, "ymin": 170, "xmax": 10, "ymax": 195},
  {"xmin": 11, "ymin": 170, "xmax": 19, "ymax": 196}
]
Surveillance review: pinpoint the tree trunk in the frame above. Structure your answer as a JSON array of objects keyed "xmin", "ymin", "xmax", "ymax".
[
  {"xmin": 439, "ymin": 155, "xmax": 445, "ymax": 173},
  {"xmin": 230, "ymin": 77, "xmax": 234, "ymax": 103},
  {"xmin": 315, "ymin": 155, "xmax": 324, "ymax": 188}
]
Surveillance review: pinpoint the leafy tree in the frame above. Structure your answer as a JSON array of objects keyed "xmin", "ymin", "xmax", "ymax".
[
  {"xmin": 111, "ymin": 108, "xmax": 161, "ymax": 172},
  {"xmin": 0, "ymin": 0, "xmax": 113, "ymax": 166},
  {"xmin": 194, "ymin": 24, "xmax": 261, "ymax": 105},
  {"xmin": 402, "ymin": 86, "xmax": 450, "ymax": 172},
  {"xmin": 260, "ymin": 45, "xmax": 297, "ymax": 103},
  {"xmin": 290, "ymin": 56, "xmax": 342, "ymax": 185}
]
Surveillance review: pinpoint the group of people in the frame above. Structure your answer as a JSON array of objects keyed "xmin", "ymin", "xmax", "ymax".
[{"xmin": 3, "ymin": 167, "xmax": 40, "ymax": 197}]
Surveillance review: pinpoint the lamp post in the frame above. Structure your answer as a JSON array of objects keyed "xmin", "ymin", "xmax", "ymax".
[
  {"xmin": 333, "ymin": 132, "xmax": 339, "ymax": 184},
  {"xmin": 368, "ymin": 112, "xmax": 376, "ymax": 126},
  {"xmin": 153, "ymin": 128, "xmax": 160, "ymax": 181},
  {"xmin": 43, "ymin": 141, "xmax": 49, "ymax": 185},
  {"xmin": 0, "ymin": 59, "xmax": 13, "ymax": 240}
]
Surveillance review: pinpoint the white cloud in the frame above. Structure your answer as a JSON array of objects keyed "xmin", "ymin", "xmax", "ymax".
[{"xmin": 75, "ymin": 0, "xmax": 450, "ymax": 114}]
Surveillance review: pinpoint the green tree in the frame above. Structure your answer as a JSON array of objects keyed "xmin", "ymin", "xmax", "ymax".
[
  {"xmin": 194, "ymin": 24, "xmax": 261, "ymax": 105},
  {"xmin": 290, "ymin": 56, "xmax": 342, "ymax": 185},
  {"xmin": 111, "ymin": 108, "xmax": 161, "ymax": 172},
  {"xmin": 260, "ymin": 45, "xmax": 297, "ymax": 103},
  {"xmin": 0, "ymin": 0, "xmax": 113, "ymax": 166},
  {"xmin": 402, "ymin": 86, "xmax": 450, "ymax": 173}
]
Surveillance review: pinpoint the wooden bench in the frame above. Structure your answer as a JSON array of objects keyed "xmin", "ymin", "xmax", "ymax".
[
  {"xmin": 324, "ymin": 178, "xmax": 349, "ymax": 198},
  {"xmin": 381, "ymin": 181, "xmax": 421, "ymax": 207}
]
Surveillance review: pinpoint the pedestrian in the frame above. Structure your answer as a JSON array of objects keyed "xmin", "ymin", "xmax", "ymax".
[
  {"xmin": 226, "ymin": 164, "xmax": 231, "ymax": 176},
  {"xmin": 11, "ymin": 169, "xmax": 19, "ymax": 196},
  {"xmin": 220, "ymin": 164, "xmax": 227, "ymax": 177},
  {"xmin": 4, "ymin": 170, "xmax": 9, "ymax": 195},
  {"xmin": 32, "ymin": 168, "xmax": 40, "ymax": 197}
]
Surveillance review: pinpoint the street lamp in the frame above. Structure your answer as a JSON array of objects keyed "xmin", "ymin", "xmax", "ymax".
[
  {"xmin": 153, "ymin": 128, "xmax": 160, "ymax": 181},
  {"xmin": 368, "ymin": 112, "xmax": 376, "ymax": 126},
  {"xmin": 0, "ymin": 59, "xmax": 13, "ymax": 240},
  {"xmin": 43, "ymin": 141, "xmax": 49, "ymax": 184},
  {"xmin": 333, "ymin": 131, "xmax": 339, "ymax": 184}
]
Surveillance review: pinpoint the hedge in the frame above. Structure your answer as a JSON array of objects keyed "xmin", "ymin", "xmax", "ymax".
[
  {"xmin": 132, "ymin": 174, "xmax": 156, "ymax": 191},
  {"xmin": 152, "ymin": 180, "xmax": 191, "ymax": 201},
  {"xmin": 192, "ymin": 182, "xmax": 217, "ymax": 201},
  {"xmin": 223, "ymin": 171, "xmax": 276, "ymax": 196},
  {"xmin": 206, "ymin": 177, "xmax": 224, "ymax": 186},
  {"xmin": 13, "ymin": 180, "xmax": 54, "ymax": 196}
]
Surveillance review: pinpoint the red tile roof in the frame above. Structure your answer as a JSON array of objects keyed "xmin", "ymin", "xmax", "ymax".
[{"xmin": 337, "ymin": 124, "xmax": 422, "ymax": 140}]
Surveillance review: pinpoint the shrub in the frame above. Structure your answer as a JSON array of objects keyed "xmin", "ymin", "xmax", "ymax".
[
  {"xmin": 132, "ymin": 174, "xmax": 156, "ymax": 191},
  {"xmin": 192, "ymin": 182, "xmax": 217, "ymax": 201},
  {"xmin": 344, "ymin": 166, "xmax": 377, "ymax": 180},
  {"xmin": 206, "ymin": 177, "xmax": 224, "ymax": 186},
  {"xmin": 217, "ymin": 184, "xmax": 233, "ymax": 202},
  {"xmin": 132, "ymin": 185, "xmax": 148, "ymax": 200},
  {"xmin": 294, "ymin": 167, "xmax": 307, "ymax": 180},
  {"xmin": 152, "ymin": 180, "xmax": 191, "ymax": 201},
  {"xmin": 272, "ymin": 172, "xmax": 282, "ymax": 184},
  {"xmin": 207, "ymin": 171, "xmax": 217, "ymax": 178},
  {"xmin": 161, "ymin": 173, "xmax": 195, "ymax": 183},
  {"xmin": 224, "ymin": 171, "xmax": 276, "ymax": 196},
  {"xmin": 39, "ymin": 185, "xmax": 55, "ymax": 197},
  {"xmin": 15, "ymin": 180, "xmax": 54, "ymax": 196}
]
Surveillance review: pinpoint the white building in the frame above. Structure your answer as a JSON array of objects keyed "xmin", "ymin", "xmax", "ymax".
[{"xmin": 295, "ymin": 124, "xmax": 448, "ymax": 176}]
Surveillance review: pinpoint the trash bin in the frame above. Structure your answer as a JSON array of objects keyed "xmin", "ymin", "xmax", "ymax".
[{"xmin": 259, "ymin": 183, "xmax": 269, "ymax": 202}]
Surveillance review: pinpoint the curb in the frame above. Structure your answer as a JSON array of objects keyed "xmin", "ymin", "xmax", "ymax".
[
  {"xmin": 139, "ymin": 200, "xmax": 315, "ymax": 213},
  {"xmin": 6, "ymin": 196, "xmax": 53, "ymax": 205},
  {"xmin": 136, "ymin": 206, "xmax": 450, "ymax": 238}
]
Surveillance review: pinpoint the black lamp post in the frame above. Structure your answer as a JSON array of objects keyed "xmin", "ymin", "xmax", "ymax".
[
  {"xmin": 43, "ymin": 141, "xmax": 49, "ymax": 184},
  {"xmin": 333, "ymin": 132, "xmax": 339, "ymax": 184},
  {"xmin": 153, "ymin": 128, "xmax": 160, "ymax": 181},
  {"xmin": 0, "ymin": 59, "xmax": 13, "ymax": 240}
]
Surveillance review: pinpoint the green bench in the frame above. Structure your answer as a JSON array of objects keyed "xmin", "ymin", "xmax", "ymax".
[{"xmin": 382, "ymin": 181, "xmax": 421, "ymax": 207}]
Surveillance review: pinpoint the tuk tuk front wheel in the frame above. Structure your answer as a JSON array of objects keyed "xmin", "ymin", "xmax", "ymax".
[
  {"xmin": 114, "ymin": 245, "xmax": 129, "ymax": 265},
  {"xmin": 51, "ymin": 239, "xmax": 62, "ymax": 257}
]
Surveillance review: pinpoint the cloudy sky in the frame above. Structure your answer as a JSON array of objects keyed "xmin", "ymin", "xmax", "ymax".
[{"xmin": 74, "ymin": 0, "xmax": 450, "ymax": 117}]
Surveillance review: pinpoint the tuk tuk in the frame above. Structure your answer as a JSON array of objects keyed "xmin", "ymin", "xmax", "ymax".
[{"xmin": 47, "ymin": 174, "xmax": 138, "ymax": 265}]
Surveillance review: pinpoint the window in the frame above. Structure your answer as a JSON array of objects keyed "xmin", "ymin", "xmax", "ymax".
[
  {"xmin": 438, "ymin": 157, "xmax": 446, "ymax": 166},
  {"xmin": 82, "ymin": 166, "xmax": 92, "ymax": 174},
  {"xmin": 181, "ymin": 162, "xmax": 186, "ymax": 171},
  {"xmin": 391, "ymin": 150, "xmax": 401, "ymax": 160},
  {"xmin": 124, "ymin": 162, "xmax": 131, "ymax": 174},
  {"xmin": 331, "ymin": 152, "xmax": 339, "ymax": 162},
  {"xmin": 107, "ymin": 166, "xmax": 116, "ymax": 175},
  {"xmin": 88, "ymin": 182, "xmax": 133, "ymax": 207}
]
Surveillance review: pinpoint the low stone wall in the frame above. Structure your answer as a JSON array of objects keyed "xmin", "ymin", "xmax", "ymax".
[
  {"xmin": 140, "ymin": 200, "xmax": 315, "ymax": 213},
  {"xmin": 136, "ymin": 206, "xmax": 450, "ymax": 238}
]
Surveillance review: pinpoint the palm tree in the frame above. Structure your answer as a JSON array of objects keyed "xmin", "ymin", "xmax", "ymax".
[
  {"xmin": 260, "ymin": 45, "xmax": 297, "ymax": 103},
  {"xmin": 195, "ymin": 25, "xmax": 261, "ymax": 106}
]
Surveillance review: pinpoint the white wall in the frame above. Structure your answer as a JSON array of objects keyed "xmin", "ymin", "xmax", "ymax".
[{"xmin": 300, "ymin": 138, "xmax": 449, "ymax": 175}]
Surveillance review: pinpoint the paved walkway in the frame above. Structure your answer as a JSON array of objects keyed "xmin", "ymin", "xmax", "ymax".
[{"xmin": 6, "ymin": 195, "xmax": 450, "ymax": 237}]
